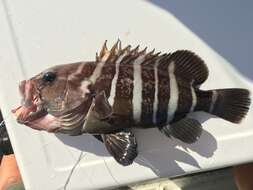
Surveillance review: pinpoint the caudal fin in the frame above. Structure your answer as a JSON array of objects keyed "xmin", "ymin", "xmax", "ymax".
[{"xmin": 209, "ymin": 88, "xmax": 251, "ymax": 123}]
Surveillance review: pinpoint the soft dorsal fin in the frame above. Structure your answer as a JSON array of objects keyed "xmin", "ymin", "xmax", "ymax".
[{"xmin": 166, "ymin": 50, "xmax": 209, "ymax": 86}]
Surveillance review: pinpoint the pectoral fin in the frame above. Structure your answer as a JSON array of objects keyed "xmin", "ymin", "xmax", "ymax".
[
  {"xmin": 84, "ymin": 108, "xmax": 112, "ymax": 134},
  {"xmin": 160, "ymin": 118, "xmax": 202, "ymax": 144},
  {"xmin": 94, "ymin": 91, "xmax": 112, "ymax": 120},
  {"xmin": 102, "ymin": 130, "xmax": 138, "ymax": 166}
]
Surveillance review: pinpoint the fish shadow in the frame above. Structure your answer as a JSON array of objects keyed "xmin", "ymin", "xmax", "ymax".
[{"xmin": 56, "ymin": 112, "xmax": 218, "ymax": 177}]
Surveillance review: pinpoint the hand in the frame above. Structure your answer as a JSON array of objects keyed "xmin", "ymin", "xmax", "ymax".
[
  {"xmin": 0, "ymin": 154, "xmax": 23, "ymax": 190},
  {"xmin": 233, "ymin": 163, "xmax": 253, "ymax": 190}
]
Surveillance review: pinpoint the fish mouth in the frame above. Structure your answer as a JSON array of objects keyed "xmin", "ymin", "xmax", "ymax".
[
  {"xmin": 12, "ymin": 80, "xmax": 60, "ymax": 132},
  {"xmin": 12, "ymin": 105, "xmax": 46, "ymax": 124}
]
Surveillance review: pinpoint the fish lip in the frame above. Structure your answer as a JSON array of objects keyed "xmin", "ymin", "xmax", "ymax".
[
  {"xmin": 15, "ymin": 102, "xmax": 48, "ymax": 124},
  {"xmin": 14, "ymin": 79, "xmax": 48, "ymax": 124}
]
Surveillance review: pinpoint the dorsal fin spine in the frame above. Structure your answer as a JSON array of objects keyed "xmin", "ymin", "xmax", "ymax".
[
  {"xmin": 105, "ymin": 40, "xmax": 121, "ymax": 63},
  {"xmin": 132, "ymin": 45, "xmax": 140, "ymax": 55},
  {"xmin": 96, "ymin": 52, "xmax": 99, "ymax": 62},
  {"xmin": 142, "ymin": 52, "xmax": 161, "ymax": 66},
  {"xmin": 140, "ymin": 47, "xmax": 147, "ymax": 55},
  {"xmin": 100, "ymin": 40, "xmax": 108, "ymax": 58}
]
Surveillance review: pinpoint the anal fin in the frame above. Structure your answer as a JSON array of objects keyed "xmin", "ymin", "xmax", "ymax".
[
  {"xmin": 102, "ymin": 130, "xmax": 138, "ymax": 166},
  {"xmin": 160, "ymin": 118, "xmax": 202, "ymax": 144}
]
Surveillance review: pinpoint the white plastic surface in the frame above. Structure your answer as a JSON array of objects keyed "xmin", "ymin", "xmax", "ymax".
[{"xmin": 0, "ymin": 0, "xmax": 252, "ymax": 190}]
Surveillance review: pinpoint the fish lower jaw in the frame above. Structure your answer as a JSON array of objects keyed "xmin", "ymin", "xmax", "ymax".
[
  {"xmin": 13, "ymin": 104, "xmax": 60, "ymax": 132},
  {"xmin": 26, "ymin": 113, "xmax": 60, "ymax": 132}
]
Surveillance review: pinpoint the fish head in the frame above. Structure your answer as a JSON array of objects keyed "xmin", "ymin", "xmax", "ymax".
[
  {"xmin": 12, "ymin": 62, "xmax": 95, "ymax": 133},
  {"xmin": 31, "ymin": 63, "xmax": 92, "ymax": 112}
]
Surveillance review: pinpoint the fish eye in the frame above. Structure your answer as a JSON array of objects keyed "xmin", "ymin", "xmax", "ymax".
[{"xmin": 42, "ymin": 72, "xmax": 56, "ymax": 82}]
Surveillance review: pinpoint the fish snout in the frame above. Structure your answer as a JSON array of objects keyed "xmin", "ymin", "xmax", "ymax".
[{"xmin": 19, "ymin": 79, "xmax": 38, "ymax": 108}]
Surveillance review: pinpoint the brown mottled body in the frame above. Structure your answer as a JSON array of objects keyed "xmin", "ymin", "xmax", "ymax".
[{"xmin": 141, "ymin": 63, "xmax": 156, "ymax": 126}]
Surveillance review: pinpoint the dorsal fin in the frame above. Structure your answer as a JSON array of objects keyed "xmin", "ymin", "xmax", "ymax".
[
  {"xmin": 96, "ymin": 40, "xmax": 121, "ymax": 62},
  {"xmin": 141, "ymin": 51, "xmax": 161, "ymax": 66},
  {"xmin": 167, "ymin": 50, "xmax": 209, "ymax": 86},
  {"xmin": 98, "ymin": 40, "xmax": 109, "ymax": 61},
  {"xmin": 96, "ymin": 40, "xmax": 154, "ymax": 66},
  {"xmin": 95, "ymin": 41, "xmax": 208, "ymax": 86}
]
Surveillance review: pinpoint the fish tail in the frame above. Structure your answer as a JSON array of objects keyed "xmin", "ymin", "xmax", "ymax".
[{"xmin": 195, "ymin": 88, "xmax": 251, "ymax": 123}]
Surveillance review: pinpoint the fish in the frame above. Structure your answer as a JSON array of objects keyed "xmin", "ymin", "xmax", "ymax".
[{"xmin": 12, "ymin": 40, "xmax": 251, "ymax": 166}]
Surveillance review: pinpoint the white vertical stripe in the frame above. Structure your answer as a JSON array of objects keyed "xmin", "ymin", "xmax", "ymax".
[
  {"xmin": 80, "ymin": 53, "xmax": 110, "ymax": 94},
  {"xmin": 209, "ymin": 90, "xmax": 218, "ymax": 112},
  {"xmin": 68, "ymin": 63, "xmax": 86, "ymax": 81},
  {"xmin": 89, "ymin": 52, "xmax": 109, "ymax": 83},
  {"xmin": 80, "ymin": 80, "xmax": 92, "ymax": 96},
  {"xmin": 133, "ymin": 55, "xmax": 145, "ymax": 123},
  {"xmin": 152, "ymin": 60, "xmax": 160, "ymax": 124},
  {"xmin": 190, "ymin": 84, "xmax": 197, "ymax": 112},
  {"xmin": 108, "ymin": 52, "xmax": 127, "ymax": 106},
  {"xmin": 167, "ymin": 62, "xmax": 179, "ymax": 122}
]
